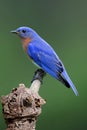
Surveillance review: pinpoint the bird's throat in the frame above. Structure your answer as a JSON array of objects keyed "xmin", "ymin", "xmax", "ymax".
[{"xmin": 21, "ymin": 37, "xmax": 32, "ymax": 53}]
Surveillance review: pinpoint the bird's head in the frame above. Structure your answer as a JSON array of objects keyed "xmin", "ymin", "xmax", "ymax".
[{"xmin": 11, "ymin": 26, "xmax": 37, "ymax": 39}]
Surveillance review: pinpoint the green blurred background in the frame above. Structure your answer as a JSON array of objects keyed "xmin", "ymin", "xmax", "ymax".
[{"xmin": 0, "ymin": 0, "xmax": 87, "ymax": 130}]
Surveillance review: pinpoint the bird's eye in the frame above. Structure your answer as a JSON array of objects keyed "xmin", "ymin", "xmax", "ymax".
[{"xmin": 22, "ymin": 30, "xmax": 26, "ymax": 33}]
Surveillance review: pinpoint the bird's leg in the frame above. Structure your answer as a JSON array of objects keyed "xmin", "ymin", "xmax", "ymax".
[{"xmin": 31, "ymin": 69, "xmax": 46, "ymax": 84}]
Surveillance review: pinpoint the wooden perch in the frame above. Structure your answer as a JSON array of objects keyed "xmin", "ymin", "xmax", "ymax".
[{"xmin": 1, "ymin": 69, "xmax": 46, "ymax": 130}]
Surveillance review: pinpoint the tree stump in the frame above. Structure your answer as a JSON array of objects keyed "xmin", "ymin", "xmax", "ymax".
[{"xmin": 1, "ymin": 69, "xmax": 46, "ymax": 130}]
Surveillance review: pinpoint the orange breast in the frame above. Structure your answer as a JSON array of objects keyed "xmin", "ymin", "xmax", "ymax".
[{"xmin": 21, "ymin": 38, "xmax": 32, "ymax": 53}]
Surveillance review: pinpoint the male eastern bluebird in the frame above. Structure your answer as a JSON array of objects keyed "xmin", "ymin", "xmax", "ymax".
[{"xmin": 11, "ymin": 26, "xmax": 78, "ymax": 96}]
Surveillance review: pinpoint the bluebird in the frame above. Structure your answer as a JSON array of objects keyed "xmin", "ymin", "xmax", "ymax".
[{"xmin": 11, "ymin": 26, "xmax": 78, "ymax": 96}]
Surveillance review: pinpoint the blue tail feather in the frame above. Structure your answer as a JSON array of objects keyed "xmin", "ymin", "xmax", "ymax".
[{"xmin": 61, "ymin": 70, "xmax": 78, "ymax": 96}]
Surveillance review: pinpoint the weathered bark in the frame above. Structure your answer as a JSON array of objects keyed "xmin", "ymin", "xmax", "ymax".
[{"xmin": 1, "ymin": 69, "xmax": 46, "ymax": 130}]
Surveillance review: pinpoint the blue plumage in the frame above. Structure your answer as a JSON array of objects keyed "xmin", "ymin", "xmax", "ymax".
[
  {"xmin": 28, "ymin": 37, "xmax": 62, "ymax": 79},
  {"xmin": 28, "ymin": 35, "xmax": 78, "ymax": 96},
  {"xmin": 11, "ymin": 26, "xmax": 78, "ymax": 96}
]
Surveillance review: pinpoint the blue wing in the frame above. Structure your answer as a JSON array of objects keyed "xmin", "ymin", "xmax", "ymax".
[
  {"xmin": 28, "ymin": 39, "xmax": 63, "ymax": 79},
  {"xmin": 28, "ymin": 38, "xmax": 78, "ymax": 96}
]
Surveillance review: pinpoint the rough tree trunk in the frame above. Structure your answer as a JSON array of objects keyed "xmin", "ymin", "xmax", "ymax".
[{"xmin": 1, "ymin": 69, "xmax": 46, "ymax": 130}]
